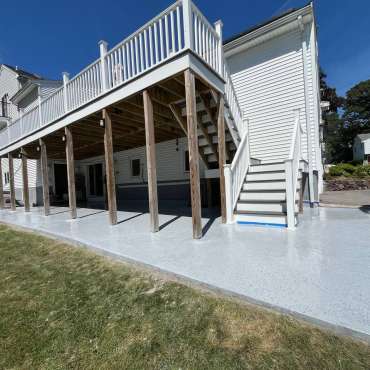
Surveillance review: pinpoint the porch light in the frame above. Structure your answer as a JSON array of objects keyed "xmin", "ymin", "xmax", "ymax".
[
  {"xmin": 18, "ymin": 153, "xmax": 22, "ymax": 158},
  {"xmin": 62, "ymin": 135, "xmax": 66, "ymax": 142},
  {"xmin": 99, "ymin": 119, "xmax": 105, "ymax": 128},
  {"xmin": 36, "ymin": 146, "xmax": 40, "ymax": 152}
]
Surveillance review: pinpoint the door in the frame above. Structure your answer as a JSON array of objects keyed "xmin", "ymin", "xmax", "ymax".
[
  {"xmin": 54, "ymin": 163, "xmax": 68, "ymax": 201},
  {"xmin": 88, "ymin": 163, "xmax": 104, "ymax": 197}
]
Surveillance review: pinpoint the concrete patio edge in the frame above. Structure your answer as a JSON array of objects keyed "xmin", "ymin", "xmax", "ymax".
[{"xmin": 1, "ymin": 219, "xmax": 369, "ymax": 345}]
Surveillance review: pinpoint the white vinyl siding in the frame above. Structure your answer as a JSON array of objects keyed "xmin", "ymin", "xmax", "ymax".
[
  {"xmin": 226, "ymin": 22, "xmax": 321, "ymax": 170},
  {"xmin": 0, "ymin": 66, "xmax": 20, "ymax": 121},
  {"xmin": 74, "ymin": 137, "xmax": 205, "ymax": 197}
]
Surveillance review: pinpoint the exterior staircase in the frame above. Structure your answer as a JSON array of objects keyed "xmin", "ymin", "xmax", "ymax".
[
  {"xmin": 235, "ymin": 162, "xmax": 302, "ymax": 227},
  {"xmin": 176, "ymin": 90, "xmax": 240, "ymax": 168}
]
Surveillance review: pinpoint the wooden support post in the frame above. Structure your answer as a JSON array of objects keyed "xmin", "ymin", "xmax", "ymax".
[
  {"xmin": 8, "ymin": 153, "xmax": 16, "ymax": 211},
  {"xmin": 103, "ymin": 109, "xmax": 117, "ymax": 225},
  {"xmin": 65, "ymin": 126, "xmax": 77, "ymax": 219},
  {"xmin": 184, "ymin": 69, "xmax": 202, "ymax": 239},
  {"xmin": 0, "ymin": 157, "xmax": 4, "ymax": 209},
  {"xmin": 39, "ymin": 138, "xmax": 50, "ymax": 216},
  {"xmin": 143, "ymin": 90, "xmax": 159, "ymax": 232},
  {"xmin": 21, "ymin": 149, "xmax": 30, "ymax": 212},
  {"xmin": 217, "ymin": 94, "xmax": 227, "ymax": 223}
]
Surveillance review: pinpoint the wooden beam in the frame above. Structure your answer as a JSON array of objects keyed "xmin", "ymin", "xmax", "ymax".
[
  {"xmin": 0, "ymin": 157, "xmax": 4, "ymax": 209},
  {"xmin": 39, "ymin": 138, "xmax": 50, "ymax": 216},
  {"xmin": 169, "ymin": 104, "xmax": 187, "ymax": 135},
  {"xmin": 217, "ymin": 95, "xmax": 227, "ymax": 223},
  {"xmin": 103, "ymin": 109, "xmax": 117, "ymax": 225},
  {"xmin": 65, "ymin": 126, "xmax": 77, "ymax": 219},
  {"xmin": 143, "ymin": 90, "xmax": 159, "ymax": 232},
  {"xmin": 169, "ymin": 103, "xmax": 209, "ymax": 169},
  {"xmin": 184, "ymin": 69, "xmax": 202, "ymax": 239},
  {"xmin": 21, "ymin": 149, "xmax": 30, "ymax": 212},
  {"xmin": 8, "ymin": 153, "xmax": 16, "ymax": 211}
]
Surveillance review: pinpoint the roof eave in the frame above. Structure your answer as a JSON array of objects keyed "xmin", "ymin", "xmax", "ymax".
[{"xmin": 224, "ymin": 4, "xmax": 314, "ymax": 57}]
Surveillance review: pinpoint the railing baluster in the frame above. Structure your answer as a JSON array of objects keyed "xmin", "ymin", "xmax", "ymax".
[
  {"xmin": 176, "ymin": 5, "xmax": 182, "ymax": 50},
  {"xmin": 144, "ymin": 29, "xmax": 149, "ymax": 69},
  {"xmin": 170, "ymin": 10, "xmax": 175, "ymax": 53},
  {"xmin": 165, "ymin": 14, "xmax": 169, "ymax": 57},
  {"xmin": 139, "ymin": 32, "xmax": 144, "ymax": 72},
  {"xmin": 154, "ymin": 21, "xmax": 159, "ymax": 64},
  {"xmin": 159, "ymin": 18, "xmax": 164, "ymax": 60},
  {"xmin": 149, "ymin": 25, "xmax": 154, "ymax": 67}
]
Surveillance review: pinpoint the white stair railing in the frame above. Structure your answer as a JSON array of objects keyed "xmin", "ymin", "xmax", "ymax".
[
  {"xmin": 223, "ymin": 62, "xmax": 245, "ymax": 138},
  {"xmin": 285, "ymin": 109, "xmax": 302, "ymax": 229},
  {"xmin": 224, "ymin": 114, "xmax": 250, "ymax": 223}
]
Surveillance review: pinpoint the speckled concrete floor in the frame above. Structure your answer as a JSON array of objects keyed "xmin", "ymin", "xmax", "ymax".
[{"xmin": 1, "ymin": 205, "xmax": 369, "ymax": 339}]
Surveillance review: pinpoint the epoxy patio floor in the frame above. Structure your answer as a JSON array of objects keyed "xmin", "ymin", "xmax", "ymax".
[{"xmin": 0, "ymin": 205, "xmax": 369, "ymax": 340}]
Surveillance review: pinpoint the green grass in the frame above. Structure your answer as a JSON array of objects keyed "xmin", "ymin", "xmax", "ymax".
[{"xmin": 0, "ymin": 224, "xmax": 369, "ymax": 369}]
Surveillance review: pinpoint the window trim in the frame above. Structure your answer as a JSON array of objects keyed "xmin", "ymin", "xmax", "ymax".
[{"xmin": 130, "ymin": 158, "xmax": 141, "ymax": 178}]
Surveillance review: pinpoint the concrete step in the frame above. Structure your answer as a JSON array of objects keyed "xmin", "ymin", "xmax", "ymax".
[{"xmin": 250, "ymin": 162, "xmax": 286, "ymax": 173}]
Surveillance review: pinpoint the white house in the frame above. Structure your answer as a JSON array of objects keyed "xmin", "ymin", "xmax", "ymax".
[
  {"xmin": 353, "ymin": 133, "xmax": 370, "ymax": 164},
  {"xmin": 0, "ymin": 1, "xmax": 323, "ymax": 237},
  {"xmin": 0, "ymin": 64, "xmax": 62, "ymax": 205}
]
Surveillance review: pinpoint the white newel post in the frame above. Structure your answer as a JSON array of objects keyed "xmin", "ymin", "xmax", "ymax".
[
  {"xmin": 62, "ymin": 72, "xmax": 70, "ymax": 113},
  {"xmin": 38, "ymin": 96, "xmax": 43, "ymax": 126},
  {"xmin": 99, "ymin": 40, "xmax": 109, "ymax": 93},
  {"xmin": 182, "ymin": 0, "xmax": 194, "ymax": 50},
  {"xmin": 214, "ymin": 20, "xmax": 224, "ymax": 77},
  {"xmin": 224, "ymin": 164, "xmax": 233, "ymax": 224},
  {"xmin": 285, "ymin": 160, "xmax": 295, "ymax": 229}
]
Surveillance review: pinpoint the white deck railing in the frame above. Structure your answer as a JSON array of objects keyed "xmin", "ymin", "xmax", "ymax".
[
  {"xmin": 224, "ymin": 115, "xmax": 251, "ymax": 223},
  {"xmin": 223, "ymin": 62, "xmax": 245, "ymax": 137},
  {"xmin": 285, "ymin": 109, "xmax": 302, "ymax": 229},
  {"xmin": 0, "ymin": 0, "xmax": 222, "ymax": 150}
]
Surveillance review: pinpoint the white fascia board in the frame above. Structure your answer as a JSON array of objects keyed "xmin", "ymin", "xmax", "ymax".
[
  {"xmin": 224, "ymin": 5, "xmax": 313, "ymax": 58},
  {"xmin": 0, "ymin": 52, "xmax": 224, "ymax": 156}
]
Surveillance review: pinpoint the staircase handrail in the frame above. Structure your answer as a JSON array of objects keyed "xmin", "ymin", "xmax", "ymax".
[
  {"xmin": 285, "ymin": 109, "xmax": 302, "ymax": 229},
  {"xmin": 223, "ymin": 61, "xmax": 246, "ymax": 137},
  {"xmin": 224, "ymin": 121, "xmax": 250, "ymax": 223}
]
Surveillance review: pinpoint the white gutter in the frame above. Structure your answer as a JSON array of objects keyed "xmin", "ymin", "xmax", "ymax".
[{"xmin": 224, "ymin": 4, "xmax": 313, "ymax": 57}]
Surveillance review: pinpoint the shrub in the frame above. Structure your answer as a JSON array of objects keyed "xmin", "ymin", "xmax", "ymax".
[
  {"xmin": 353, "ymin": 165, "xmax": 370, "ymax": 178},
  {"xmin": 329, "ymin": 163, "xmax": 357, "ymax": 177}
]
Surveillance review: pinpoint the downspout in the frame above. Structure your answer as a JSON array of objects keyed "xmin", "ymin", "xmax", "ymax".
[
  {"xmin": 298, "ymin": 15, "xmax": 315, "ymax": 206},
  {"xmin": 308, "ymin": 6, "xmax": 324, "ymax": 195}
]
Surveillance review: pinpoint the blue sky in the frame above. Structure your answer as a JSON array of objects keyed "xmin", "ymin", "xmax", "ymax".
[{"xmin": 1, "ymin": 0, "xmax": 369, "ymax": 96}]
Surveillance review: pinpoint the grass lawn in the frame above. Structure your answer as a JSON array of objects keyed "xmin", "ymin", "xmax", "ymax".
[{"xmin": 0, "ymin": 224, "xmax": 369, "ymax": 369}]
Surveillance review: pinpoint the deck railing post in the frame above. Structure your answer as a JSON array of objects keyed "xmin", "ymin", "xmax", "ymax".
[
  {"xmin": 99, "ymin": 40, "xmax": 109, "ymax": 93},
  {"xmin": 8, "ymin": 153, "xmax": 16, "ymax": 211},
  {"xmin": 38, "ymin": 96, "xmax": 43, "ymax": 127},
  {"xmin": 214, "ymin": 20, "xmax": 224, "ymax": 77},
  {"xmin": 285, "ymin": 159, "xmax": 295, "ymax": 229},
  {"xmin": 0, "ymin": 157, "xmax": 4, "ymax": 209},
  {"xmin": 182, "ymin": 0, "xmax": 194, "ymax": 50},
  {"xmin": 224, "ymin": 164, "xmax": 233, "ymax": 224},
  {"xmin": 62, "ymin": 72, "xmax": 70, "ymax": 113}
]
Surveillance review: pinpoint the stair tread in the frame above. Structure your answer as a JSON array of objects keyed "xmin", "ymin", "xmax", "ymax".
[
  {"xmin": 247, "ymin": 170, "xmax": 285, "ymax": 175},
  {"xmin": 238, "ymin": 200, "xmax": 286, "ymax": 204},
  {"xmin": 244, "ymin": 179, "xmax": 285, "ymax": 183},
  {"xmin": 236, "ymin": 210, "xmax": 287, "ymax": 216},
  {"xmin": 251, "ymin": 161, "xmax": 285, "ymax": 167}
]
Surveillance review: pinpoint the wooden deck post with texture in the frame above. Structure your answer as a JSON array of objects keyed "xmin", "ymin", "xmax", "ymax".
[
  {"xmin": 8, "ymin": 153, "xmax": 16, "ymax": 211},
  {"xmin": 21, "ymin": 149, "xmax": 30, "ymax": 212},
  {"xmin": 217, "ymin": 94, "xmax": 227, "ymax": 223},
  {"xmin": 143, "ymin": 90, "xmax": 159, "ymax": 232},
  {"xmin": 0, "ymin": 157, "xmax": 4, "ymax": 209},
  {"xmin": 65, "ymin": 126, "xmax": 77, "ymax": 219},
  {"xmin": 39, "ymin": 139, "xmax": 50, "ymax": 216},
  {"xmin": 184, "ymin": 69, "xmax": 202, "ymax": 239},
  {"xmin": 103, "ymin": 109, "xmax": 117, "ymax": 225}
]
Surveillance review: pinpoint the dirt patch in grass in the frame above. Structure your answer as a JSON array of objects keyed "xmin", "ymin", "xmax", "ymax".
[{"xmin": 0, "ymin": 224, "xmax": 369, "ymax": 369}]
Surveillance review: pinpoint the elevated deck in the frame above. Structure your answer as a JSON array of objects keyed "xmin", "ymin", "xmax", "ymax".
[{"xmin": 0, "ymin": 0, "xmax": 224, "ymax": 157}]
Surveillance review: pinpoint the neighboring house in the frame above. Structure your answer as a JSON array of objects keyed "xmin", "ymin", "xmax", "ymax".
[
  {"xmin": 0, "ymin": 64, "xmax": 62, "ymax": 205},
  {"xmin": 0, "ymin": 1, "xmax": 323, "ymax": 236},
  {"xmin": 353, "ymin": 133, "xmax": 370, "ymax": 164}
]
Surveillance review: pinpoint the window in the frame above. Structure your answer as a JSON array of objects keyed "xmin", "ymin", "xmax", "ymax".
[
  {"xmin": 131, "ymin": 158, "xmax": 141, "ymax": 177},
  {"xmin": 88, "ymin": 163, "xmax": 103, "ymax": 196},
  {"xmin": 1, "ymin": 94, "xmax": 8, "ymax": 117},
  {"xmin": 184, "ymin": 150, "xmax": 190, "ymax": 172}
]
